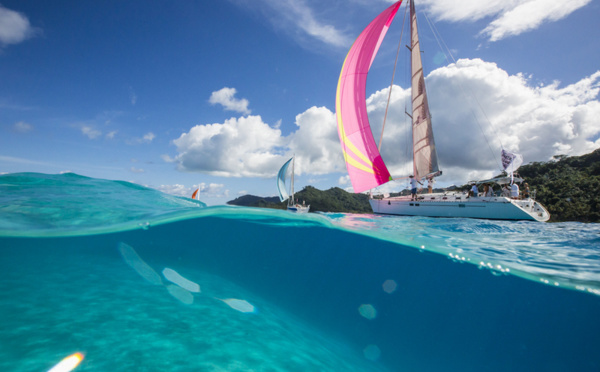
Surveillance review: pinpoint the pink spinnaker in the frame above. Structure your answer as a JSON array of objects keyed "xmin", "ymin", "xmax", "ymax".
[{"xmin": 335, "ymin": 1, "xmax": 402, "ymax": 193}]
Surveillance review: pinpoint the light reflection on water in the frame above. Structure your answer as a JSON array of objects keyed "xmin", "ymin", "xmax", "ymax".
[{"xmin": 325, "ymin": 213, "xmax": 600, "ymax": 295}]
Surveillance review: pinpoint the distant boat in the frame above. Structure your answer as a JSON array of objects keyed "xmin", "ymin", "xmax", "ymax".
[
  {"xmin": 277, "ymin": 156, "xmax": 310, "ymax": 213},
  {"xmin": 191, "ymin": 188, "xmax": 200, "ymax": 200},
  {"xmin": 335, "ymin": 0, "xmax": 550, "ymax": 221}
]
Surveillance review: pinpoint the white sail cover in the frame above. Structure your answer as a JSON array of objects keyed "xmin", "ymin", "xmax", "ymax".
[
  {"xmin": 501, "ymin": 149, "xmax": 523, "ymax": 174},
  {"xmin": 410, "ymin": 0, "xmax": 439, "ymax": 181},
  {"xmin": 277, "ymin": 157, "xmax": 293, "ymax": 202}
]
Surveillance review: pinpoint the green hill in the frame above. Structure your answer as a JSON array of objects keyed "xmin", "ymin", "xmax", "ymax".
[
  {"xmin": 517, "ymin": 149, "xmax": 600, "ymax": 222},
  {"xmin": 227, "ymin": 148, "xmax": 600, "ymax": 222},
  {"xmin": 227, "ymin": 186, "xmax": 371, "ymax": 213}
]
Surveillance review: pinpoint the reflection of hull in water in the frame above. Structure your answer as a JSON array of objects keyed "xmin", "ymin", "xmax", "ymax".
[{"xmin": 370, "ymin": 193, "xmax": 550, "ymax": 222}]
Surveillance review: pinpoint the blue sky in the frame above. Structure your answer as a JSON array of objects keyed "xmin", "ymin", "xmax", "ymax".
[{"xmin": 1, "ymin": 0, "xmax": 599, "ymax": 205}]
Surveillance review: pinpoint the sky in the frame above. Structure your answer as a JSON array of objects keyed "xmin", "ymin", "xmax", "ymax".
[{"xmin": 1, "ymin": 0, "xmax": 599, "ymax": 205}]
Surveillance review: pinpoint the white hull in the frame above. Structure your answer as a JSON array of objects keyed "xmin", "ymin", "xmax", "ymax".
[
  {"xmin": 370, "ymin": 193, "xmax": 550, "ymax": 222},
  {"xmin": 287, "ymin": 205, "xmax": 310, "ymax": 213}
]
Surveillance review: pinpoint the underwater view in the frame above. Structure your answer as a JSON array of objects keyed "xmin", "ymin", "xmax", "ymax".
[{"xmin": 1, "ymin": 173, "xmax": 599, "ymax": 371}]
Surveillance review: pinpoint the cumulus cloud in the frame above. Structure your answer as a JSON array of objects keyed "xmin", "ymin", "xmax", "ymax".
[
  {"xmin": 287, "ymin": 106, "xmax": 345, "ymax": 175},
  {"xmin": 427, "ymin": 60, "xmax": 600, "ymax": 170},
  {"xmin": 420, "ymin": 0, "xmax": 592, "ymax": 41},
  {"xmin": 209, "ymin": 87, "xmax": 251, "ymax": 115},
  {"xmin": 0, "ymin": 5, "xmax": 38, "ymax": 46},
  {"xmin": 169, "ymin": 62, "xmax": 600, "ymax": 190},
  {"xmin": 366, "ymin": 59, "xmax": 600, "ymax": 187},
  {"xmin": 171, "ymin": 115, "xmax": 287, "ymax": 177}
]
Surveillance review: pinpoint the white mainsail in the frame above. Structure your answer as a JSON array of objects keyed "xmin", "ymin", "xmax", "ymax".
[{"xmin": 409, "ymin": 0, "xmax": 439, "ymax": 181}]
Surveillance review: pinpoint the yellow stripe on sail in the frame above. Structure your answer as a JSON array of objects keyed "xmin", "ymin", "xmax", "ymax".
[
  {"xmin": 336, "ymin": 66, "xmax": 376, "ymax": 174},
  {"xmin": 343, "ymin": 149, "xmax": 376, "ymax": 174}
]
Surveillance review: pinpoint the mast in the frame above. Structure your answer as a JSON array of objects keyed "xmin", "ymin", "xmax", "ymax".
[
  {"xmin": 290, "ymin": 155, "xmax": 295, "ymax": 206},
  {"xmin": 409, "ymin": 0, "xmax": 440, "ymax": 181}
]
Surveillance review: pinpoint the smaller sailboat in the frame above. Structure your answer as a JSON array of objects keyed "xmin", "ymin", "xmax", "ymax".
[
  {"xmin": 191, "ymin": 187, "xmax": 200, "ymax": 200},
  {"xmin": 277, "ymin": 156, "xmax": 310, "ymax": 213}
]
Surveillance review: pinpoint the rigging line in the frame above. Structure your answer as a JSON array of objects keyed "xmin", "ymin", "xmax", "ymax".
[
  {"xmin": 378, "ymin": 1, "xmax": 409, "ymax": 153},
  {"xmin": 422, "ymin": 11, "xmax": 503, "ymax": 172}
]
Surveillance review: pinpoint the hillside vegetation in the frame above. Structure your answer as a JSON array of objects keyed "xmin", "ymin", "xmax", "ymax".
[{"xmin": 227, "ymin": 148, "xmax": 600, "ymax": 222}]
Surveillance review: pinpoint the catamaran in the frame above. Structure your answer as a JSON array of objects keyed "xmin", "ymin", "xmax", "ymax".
[
  {"xmin": 335, "ymin": 0, "xmax": 550, "ymax": 221},
  {"xmin": 277, "ymin": 156, "xmax": 310, "ymax": 213}
]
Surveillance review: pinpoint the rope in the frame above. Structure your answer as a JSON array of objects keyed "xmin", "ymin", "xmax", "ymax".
[
  {"xmin": 422, "ymin": 11, "xmax": 503, "ymax": 172},
  {"xmin": 378, "ymin": 1, "xmax": 409, "ymax": 152}
]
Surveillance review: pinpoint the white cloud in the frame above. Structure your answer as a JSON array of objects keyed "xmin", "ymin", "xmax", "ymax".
[
  {"xmin": 170, "ymin": 105, "xmax": 343, "ymax": 178},
  {"xmin": 81, "ymin": 125, "xmax": 101, "ymax": 139},
  {"xmin": 129, "ymin": 132, "xmax": 155, "ymax": 144},
  {"xmin": 106, "ymin": 130, "xmax": 118, "ymax": 139},
  {"xmin": 228, "ymin": 0, "xmax": 350, "ymax": 48},
  {"xmin": 365, "ymin": 59, "xmax": 600, "ymax": 187},
  {"xmin": 209, "ymin": 87, "xmax": 251, "ymax": 115},
  {"xmin": 172, "ymin": 115, "xmax": 287, "ymax": 177},
  {"xmin": 170, "ymin": 59, "xmax": 600, "ymax": 190},
  {"xmin": 130, "ymin": 167, "xmax": 144, "ymax": 173},
  {"xmin": 420, "ymin": 0, "xmax": 592, "ymax": 41},
  {"xmin": 0, "ymin": 5, "xmax": 38, "ymax": 46},
  {"xmin": 481, "ymin": 0, "xmax": 593, "ymax": 41},
  {"xmin": 143, "ymin": 132, "xmax": 155, "ymax": 143},
  {"xmin": 287, "ymin": 106, "xmax": 345, "ymax": 175},
  {"xmin": 13, "ymin": 121, "xmax": 32, "ymax": 133}
]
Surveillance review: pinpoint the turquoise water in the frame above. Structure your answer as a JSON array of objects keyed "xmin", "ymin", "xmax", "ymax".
[{"xmin": 1, "ymin": 173, "xmax": 599, "ymax": 371}]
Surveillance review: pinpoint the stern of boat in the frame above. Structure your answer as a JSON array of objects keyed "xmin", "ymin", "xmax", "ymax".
[{"xmin": 510, "ymin": 199, "xmax": 551, "ymax": 222}]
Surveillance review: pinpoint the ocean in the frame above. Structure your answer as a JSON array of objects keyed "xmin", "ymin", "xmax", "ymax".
[{"xmin": 1, "ymin": 172, "xmax": 599, "ymax": 372}]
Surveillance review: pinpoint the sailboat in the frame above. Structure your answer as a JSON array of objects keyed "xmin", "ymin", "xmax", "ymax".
[
  {"xmin": 191, "ymin": 187, "xmax": 200, "ymax": 200},
  {"xmin": 277, "ymin": 156, "xmax": 310, "ymax": 213},
  {"xmin": 335, "ymin": 0, "xmax": 550, "ymax": 222}
]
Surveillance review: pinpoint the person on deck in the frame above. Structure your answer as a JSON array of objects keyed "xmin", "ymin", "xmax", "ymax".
[
  {"xmin": 470, "ymin": 183, "xmax": 478, "ymax": 198},
  {"xmin": 502, "ymin": 184, "xmax": 511, "ymax": 197},
  {"xmin": 483, "ymin": 184, "xmax": 491, "ymax": 197},
  {"xmin": 410, "ymin": 175, "xmax": 421, "ymax": 201},
  {"xmin": 427, "ymin": 177, "xmax": 434, "ymax": 194},
  {"xmin": 511, "ymin": 182, "xmax": 520, "ymax": 199},
  {"xmin": 522, "ymin": 183, "xmax": 530, "ymax": 199}
]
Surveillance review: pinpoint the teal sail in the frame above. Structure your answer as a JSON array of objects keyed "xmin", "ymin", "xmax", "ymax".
[{"xmin": 277, "ymin": 157, "xmax": 293, "ymax": 202}]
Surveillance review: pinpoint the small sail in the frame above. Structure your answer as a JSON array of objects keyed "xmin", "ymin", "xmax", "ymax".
[
  {"xmin": 191, "ymin": 188, "xmax": 199, "ymax": 200},
  {"xmin": 410, "ymin": 0, "xmax": 439, "ymax": 181},
  {"xmin": 336, "ymin": 2, "xmax": 402, "ymax": 193},
  {"xmin": 277, "ymin": 157, "xmax": 293, "ymax": 202},
  {"xmin": 501, "ymin": 149, "xmax": 523, "ymax": 174}
]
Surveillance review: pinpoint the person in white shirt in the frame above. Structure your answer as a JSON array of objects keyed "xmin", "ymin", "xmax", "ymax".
[
  {"xmin": 410, "ymin": 175, "xmax": 422, "ymax": 201},
  {"xmin": 470, "ymin": 183, "xmax": 478, "ymax": 198},
  {"xmin": 511, "ymin": 183, "xmax": 520, "ymax": 199}
]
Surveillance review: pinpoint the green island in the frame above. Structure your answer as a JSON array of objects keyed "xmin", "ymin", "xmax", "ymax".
[{"xmin": 227, "ymin": 149, "xmax": 600, "ymax": 223}]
